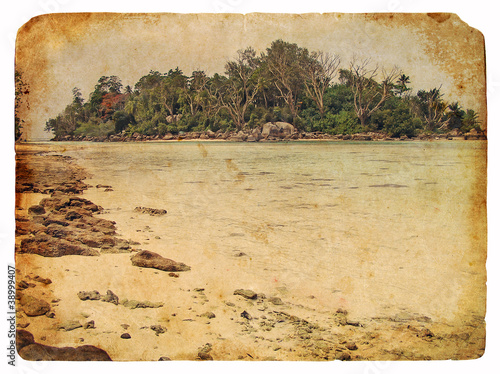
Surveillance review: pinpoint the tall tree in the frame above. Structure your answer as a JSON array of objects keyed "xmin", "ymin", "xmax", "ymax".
[
  {"xmin": 211, "ymin": 47, "xmax": 262, "ymax": 130},
  {"xmin": 264, "ymin": 40, "xmax": 308, "ymax": 120},
  {"xmin": 412, "ymin": 87, "xmax": 449, "ymax": 131},
  {"xmin": 340, "ymin": 59, "xmax": 400, "ymax": 127},
  {"xmin": 300, "ymin": 51, "xmax": 341, "ymax": 117}
]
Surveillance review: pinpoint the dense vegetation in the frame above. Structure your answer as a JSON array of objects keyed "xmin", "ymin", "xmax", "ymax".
[{"xmin": 43, "ymin": 40, "xmax": 481, "ymax": 139}]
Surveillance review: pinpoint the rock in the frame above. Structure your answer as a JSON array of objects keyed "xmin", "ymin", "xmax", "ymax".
[
  {"xmin": 336, "ymin": 308, "xmax": 348, "ymax": 315},
  {"xmin": 101, "ymin": 290, "xmax": 119, "ymax": 305},
  {"xmin": 130, "ymin": 250, "xmax": 190, "ymax": 272},
  {"xmin": 251, "ymin": 127, "xmax": 262, "ymax": 140},
  {"xmin": 233, "ymin": 289, "xmax": 257, "ymax": 299},
  {"xmin": 268, "ymin": 297, "xmax": 283, "ymax": 305},
  {"xmin": 275, "ymin": 122, "xmax": 296, "ymax": 138},
  {"xmin": 168, "ymin": 272, "xmax": 179, "ymax": 278},
  {"xmin": 150, "ymin": 325, "xmax": 167, "ymax": 335},
  {"xmin": 200, "ymin": 312, "xmax": 216, "ymax": 319},
  {"xmin": 77, "ymin": 290, "xmax": 101, "ymax": 301},
  {"xmin": 17, "ymin": 280, "xmax": 35, "ymax": 290},
  {"xmin": 198, "ymin": 343, "xmax": 213, "ymax": 360},
  {"xmin": 28, "ymin": 205, "xmax": 46, "ymax": 215},
  {"xmin": 418, "ymin": 328, "xmax": 435, "ymax": 338},
  {"xmin": 58, "ymin": 320, "xmax": 82, "ymax": 332},
  {"xmin": 158, "ymin": 356, "xmax": 171, "ymax": 361},
  {"xmin": 19, "ymin": 343, "xmax": 112, "ymax": 361},
  {"xmin": 134, "ymin": 207, "xmax": 167, "ymax": 216},
  {"xmin": 345, "ymin": 342, "xmax": 358, "ymax": 351},
  {"xmin": 16, "ymin": 329, "xmax": 35, "ymax": 352},
  {"xmin": 19, "ymin": 295, "xmax": 51, "ymax": 316},
  {"xmin": 83, "ymin": 320, "xmax": 95, "ymax": 329},
  {"xmin": 240, "ymin": 310, "xmax": 252, "ymax": 320},
  {"xmin": 46, "ymin": 311, "xmax": 56, "ymax": 318},
  {"xmin": 120, "ymin": 333, "xmax": 131, "ymax": 339},
  {"xmin": 262, "ymin": 122, "xmax": 280, "ymax": 137},
  {"xmin": 64, "ymin": 211, "xmax": 82, "ymax": 221},
  {"xmin": 336, "ymin": 351, "xmax": 351, "ymax": 361},
  {"xmin": 346, "ymin": 320, "xmax": 361, "ymax": 327},
  {"xmin": 20, "ymin": 236, "xmax": 100, "ymax": 257},
  {"xmin": 32, "ymin": 275, "xmax": 52, "ymax": 284},
  {"xmin": 122, "ymin": 299, "xmax": 164, "ymax": 309}
]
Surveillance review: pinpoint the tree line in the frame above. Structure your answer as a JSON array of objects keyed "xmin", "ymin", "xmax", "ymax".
[{"xmin": 40, "ymin": 39, "xmax": 481, "ymax": 140}]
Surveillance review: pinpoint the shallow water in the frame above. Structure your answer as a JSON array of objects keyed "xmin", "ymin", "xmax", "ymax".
[{"xmin": 45, "ymin": 140, "xmax": 486, "ymax": 323}]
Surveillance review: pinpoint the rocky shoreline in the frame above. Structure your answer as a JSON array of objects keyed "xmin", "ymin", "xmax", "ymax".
[
  {"xmin": 14, "ymin": 146, "xmax": 485, "ymax": 361},
  {"xmin": 49, "ymin": 122, "xmax": 487, "ymax": 143}
]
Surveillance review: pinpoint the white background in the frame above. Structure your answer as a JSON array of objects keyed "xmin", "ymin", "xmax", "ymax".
[{"xmin": 1, "ymin": 1, "xmax": 498, "ymax": 374}]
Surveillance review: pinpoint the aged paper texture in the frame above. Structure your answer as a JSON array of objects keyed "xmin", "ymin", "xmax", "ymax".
[{"xmin": 15, "ymin": 13, "xmax": 486, "ymax": 361}]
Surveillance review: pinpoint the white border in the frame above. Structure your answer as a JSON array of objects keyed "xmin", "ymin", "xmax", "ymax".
[{"xmin": 1, "ymin": 1, "xmax": 498, "ymax": 374}]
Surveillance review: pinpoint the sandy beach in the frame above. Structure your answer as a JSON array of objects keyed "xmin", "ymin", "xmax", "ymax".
[{"xmin": 15, "ymin": 142, "xmax": 486, "ymax": 361}]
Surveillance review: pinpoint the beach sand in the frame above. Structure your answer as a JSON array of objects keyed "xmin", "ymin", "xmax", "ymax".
[{"xmin": 14, "ymin": 144, "xmax": 485, "ymax": 361}]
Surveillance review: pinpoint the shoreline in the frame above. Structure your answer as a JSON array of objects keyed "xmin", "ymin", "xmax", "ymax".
[
  {"xmin": 14, "ymin": 146, "xmax": 486, "ymax": 361},
  {"xmin": 42, "ymin": 127, "xmax": 487, "ymax": 144}
]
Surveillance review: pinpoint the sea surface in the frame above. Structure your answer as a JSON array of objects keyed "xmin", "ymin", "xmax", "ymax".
[{"xmin": 44, "ymin": 140, "xmax": 486, "ymax": 323}]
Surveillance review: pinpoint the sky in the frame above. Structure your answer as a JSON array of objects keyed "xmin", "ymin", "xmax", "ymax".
[{"xmin": 15, "ymin": 12, "xmax": 486, "ymax": 141}]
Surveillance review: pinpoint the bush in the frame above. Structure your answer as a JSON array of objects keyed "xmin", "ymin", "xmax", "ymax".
[{"xmin": 74, "ymin": 120, "xmax": 115, "ymax": 137}]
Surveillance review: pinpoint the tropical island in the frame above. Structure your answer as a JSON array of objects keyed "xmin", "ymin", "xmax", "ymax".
[{"xmin": 19, "ymin": 40, "xmax": 484, "ymax": 143}]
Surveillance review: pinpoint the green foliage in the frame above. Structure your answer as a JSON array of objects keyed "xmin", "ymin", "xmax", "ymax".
[
  {"xmin": 44, "ymin": 40, "xmax": 480, "ymax": 140},
  {"xmin": 74, "ymin": 120, "xmax": 115, "ymax": 137}
]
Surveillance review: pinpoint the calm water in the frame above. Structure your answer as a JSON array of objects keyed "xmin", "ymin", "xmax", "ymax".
[{"xmin": 50, "ymin": 140, "xmax": 486, "ymax": 323}]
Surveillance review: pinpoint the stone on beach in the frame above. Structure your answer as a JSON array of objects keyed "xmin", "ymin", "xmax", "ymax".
[
  {"xmin": 134, "ymin": 206, "xmax": 167, "ymax": 216},
  {"xmin": 121, "ymin": 299, "xmax": 164, "ymax": 309},
  {"xmin": 77, "ymin": 290, "xmax": 101, "ymax": 301},
  {"xmin": 19, "ymin": 342, "xmax": 112, "ymax": 361},
  {"xmin": 19, "ymin": 295, "xmax": 51, "ymax": 317},
  {"xmin": 58, "ymin": 320, "xmax": 83, "ymax": 332},
  {"xmin": 233, "ymin": 289, "xmax": 258, "ymax": 299},
  {"xmin": 101, "ymin": 290, "xmax": 119, "ymax": 305},
  {"xmin": 130, "ymin": 250, "xmax": 190, "ymax": 272}
]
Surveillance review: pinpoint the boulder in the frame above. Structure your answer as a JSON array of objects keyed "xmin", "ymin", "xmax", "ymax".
[
  {"xmin": 130, "ymin": 250, "xmax": 190, "ymax": 272},
  {"xmin": 275, "ymin": 122, "xmax": 296, "ymax": 137},
  {"xmin": 19, "ymin": 295, "xmax": 51, "ymax": 317},
  {"xmin": 261, "ymin": 122, "xmax": 280, "ymax": 137},
  {"xmin": 251, "ymin": 127, "xmax": 262, "ymax": 140},
  {"xmin": 16, "ymin": 329, "xmax": 35, "ymax": 352},
  {"xmin": 19, "ymin": 343, "xmax": 112, "ymax": 361}
]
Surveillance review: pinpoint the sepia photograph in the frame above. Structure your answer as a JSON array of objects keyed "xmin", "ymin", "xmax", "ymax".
[{"xmin": 6, "ymin": 1, "xmax": 495, "ymax": 368}]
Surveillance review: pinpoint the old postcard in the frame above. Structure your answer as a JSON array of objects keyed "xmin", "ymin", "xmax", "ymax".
[{"xmin": 14, "ymin": 13, "xmax": 486, "ymax": 361}]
